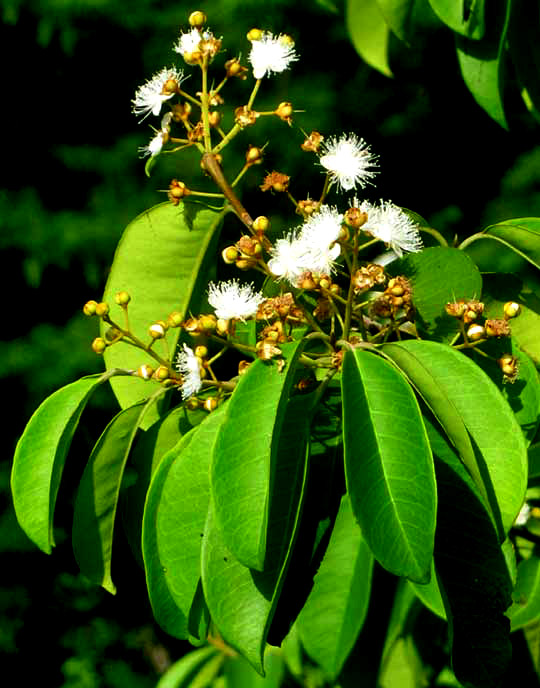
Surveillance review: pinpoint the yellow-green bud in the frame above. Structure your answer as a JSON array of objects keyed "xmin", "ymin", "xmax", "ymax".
[
  {"xmin": 216, "ymin": 318, "xmax": 229, "ymax": 336},
  {"xmin": 204, "ymin": 397, "xmax": 218, "ymax": 412},
  {"xmin": 167, "ymin": 311, "xmax": 184, "ymax": 328},
  {"xmin": 253, "ymin": 216, "xmax": 270, "ymax": 233},
  {"xmin": 115, "ymin": 291, "xmax": 131, "ymax": 306},
  {"xmin": 92, "ymin": 337, "xmax": 107, "ymax": 354},
  {"xmin": 104, "ymin": 326, "xmax": 122, "ymax": 343},
  {"xmin": 199, "ymin": 314, "xmax": 217, "ymax": 333},
  {"xmin": 137, "ymin": 363, "xmax": 154, "ymax": 380},
  {"xmin": 195, "ymin": 345, "xmax": 208, "ymax": 358},
  {"xmin": 185, "ymin": 397, "xmax": 200, "ymax": 410},
  {"xmin": 83, "ymin": 300, "xmax": 98, "ymax": 316},
  {"xmin": 247, "ymin": 28, "xmax": 263, "ymax": 41},
  {"xmin": 222, "ymin": 246, "xmax": 239, "ymax": 264},
  {"xmin": 154, "ymin": 365, "xmax": 170, "ymax": 381},
  {"xmin": 95, "ymin": 302, "xmax": 110, "ymax": 317},
  {"xmin": 467, "ymin": 324, "xmax": 486, "ymax": 341},
  {"xmin": 149, "ymin": 323, "xmax": 166, "ymax": 339},
  {"xmin": 189, "ymin": 10, "xmax": 206, "ymax": 27},
  {"xmin": 504, "ymin": 301, "xmax": 521, "ymax": 319}
]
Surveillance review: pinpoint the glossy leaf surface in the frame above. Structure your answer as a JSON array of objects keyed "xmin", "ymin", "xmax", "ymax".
[
  {"xmin": 297, "ymin": 494, "xmax": 374, "ymax": 679},
  {"xmin": 211, "ymin": 340, "xmax": 305, "ymax": 571},
  {"xmin": 341, "ymin": 349, "xmax": 436, "ymax": 582},
  {"xmin": 142, "ymin": 431, "xmax": 195, "ymax": 639},
  {"xmin": 428, "ymin": 0, "xmax": 486, "ymax": 38},
  {"xmin": 384, "ymin": 340, "xmax": 528, "ymax": 536},
  {"xmin": 11, "ymin": 374, "xmax": 102, "ymax": 553},
  {"xmin": 155, "ymin": 646, "xmax": 218, "ymax": 688},
  {"xmin": 394, "ymin": 247, "xmax": 482, "ymax": 342},
  {"xmin": 157, "ymin": 403, "xmax": 228, "ymax": 622},
  {"xmin": 73, "ymin": 399, "xmax": 152, "ymax": 593},
  {"xmin": 508, "ymin": 555, "xmax": 540, "ymax": 631},
  {"xmin": 346, "ymin": 0, "xmax": 392, "ymax": 76},
  {"xmin": 202, "ymin": 395, "xmax": 310, "ymax": 672},
  {"xmin": 101, "ymin": 201, "xmax": 223, "ymax": 422}
]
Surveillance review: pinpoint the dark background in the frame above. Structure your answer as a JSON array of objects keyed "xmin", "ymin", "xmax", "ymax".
[{"xmin": 2, "ymin": 0, "xmax": 539, "ymax": 685}]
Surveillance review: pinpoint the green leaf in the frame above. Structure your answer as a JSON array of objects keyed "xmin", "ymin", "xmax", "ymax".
[
  {"xmin": 101, "ymin": 201, "xmax": 224, "ymax": 425},
  {"xmin": 157, "ymin": 403, "xmax": 228, "ymax": 625},
  {"xmin": 482, "ymin": 272, "xmax": 540, "ymax": 365},
  {"xmin": 375, "ymin": 0, "xmax": 421, "ymax": 43},
  {"xmin": 392, "ymin": 246, "xmax": 482, "ymax": 342},
  {"xmin": 508, "ymin": 555, "xmax": 540, "ymax": 630},
  {"xmin": 224, "ymin": 650, "xmax": 284, "ymax": 688},
  {"xmin": 379, "ymin": 580, "xmax": 419, "ymax": 677},
  {"xmin": 73, "ymin": 396, "xmax": 159, "ymax": 593},
  {"xmin": 142, "ymin": 430, "xmax": 196, "ymax": 639},
  {"xmin": 455, "ymin": 0, "xmax": 512, "ymax": 128},
  {"xmin": 202, "ymin": 395, "xmax": 310, "ymax": 672},
  {"xmin": 341, "ymin": 349, "xmax": 436, "ymax": 582},
  {"xmin": 122, "ymin": 404, "xmax": 206, "ymax": 566},
  {"xmin": 384, "ymin": 340, "xmax": 528, "ymax": 536},
  {"xmin": 433, "ymin": 448, "xmax": 512, "ymax": 688},
  {"xmin": 475, "ymin": 217, "xmax": 540, "ymax": 271},
  {"xmin": 211, "ymin": 340, "xmax": 305, "ymax": 571},
  {"xmin": 346, "ymin": 0, "xmax": 393, "ymax": 76},
  {"xmin": 508, "ymin": 3, "xmax": 540, "ymax": 119},
  {"xmin": 296, "ymin": 494, "xmax": 374, "ymax": 679},
  {"xmin": 11, "ymin": 374, "xmax": 103, "ymax": 553},
  {"xmin": 428, "ymin": 0, "xmax": 486, "ymax": 38},
  {"xmin": 155, "ymin": 646, "xmax": 218, "ymax": 688}
]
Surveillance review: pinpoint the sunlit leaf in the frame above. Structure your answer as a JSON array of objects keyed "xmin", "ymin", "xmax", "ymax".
[
  {"xmin": 155, "ymin": 646, "xmax": 218, "ymax": 688},
  {"xmin": 428, "ymin": 0, "xmax": 485, "ymax": 39},
  {"xmin": 73, "ymin": 396, "xmax": 160, "ymax": 593},
  {"xmin": 101, "ymin": 201, "xmax": 224, "ymax": 426},
  {"xmin": 224, "ymin": 649, "xmax": 284, "ymax": 688},
  {"xmin": 296, "ymin": 494, "xmax": 374, "ymax": 679},
  {"xmin": 211, "ymin": 340, "xmax": 305, "ymax": 571},
  {"xmin": 142, "ymin": 431, "xmax": 196, "ymax": 639},
  {"xmin": 384, "ymin": 340, "xmax": 528, "ymax": 537},
  {"xmin": 346, "ymin": 0, "xmax": 392, "ymax": 76},
  {"xmin": 11, "ymin": 374, "xmax": 103, "ymax": 553},
  {"xmin": 508, "ymin": 555, "xmax": 540, "ymax": 630},
  {"xmin": 455, "ymin": 0, "xmax": 512, "ymax": 128},
  {"xmin": 202, "ymin": 396, "xmax": 310, "ymax": 672},
  {"xmin": 342, "ymin": 348, "xmax": 436, "ymax": 582},
  {"xmin": 392, "ymin": 246, "xmax": 482, "ymax": 342}
]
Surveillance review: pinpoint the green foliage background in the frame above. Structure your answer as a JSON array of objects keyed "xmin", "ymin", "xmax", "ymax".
[{"xmin": 3, "ymin": 0, "xmax": 540, "ymax": 684}]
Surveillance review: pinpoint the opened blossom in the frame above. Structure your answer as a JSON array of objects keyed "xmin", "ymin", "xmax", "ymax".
[
  {"xmin": 319, "ymin": 133, "xmax": 378, "ymax": 192},
  {"xmin": 132, "ymin": 67, "xmax": 185, "ymax": 121},
  {"xmin": 208, "ymin": 280, "xmax": 264, "ymax": 321},
  {"xmin": 248, "ymin": 32, "xmax": 298, "ymax": 79},
  {"xmin": 357, "ymin": 199, "xmax": 423, "ymax": 257},
  {"xmin": 268, "ymin": 206, "xmax": 343, "ymax": 284},
  {"xmin": 173, "ymin": 27, "xmax": 203, "ymax": 57},
  {"xmin": 175, "ymin": 344, "xmax": 202, "ymax": 399}
]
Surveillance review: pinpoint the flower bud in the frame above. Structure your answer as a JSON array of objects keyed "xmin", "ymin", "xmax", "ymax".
[
  {"xmin": 115, "ymin": 291, "xmax": 131, "ymax": 306},
  {"xmin": 154, "ymin": 365, "xmax": 170, "ymax": 381},
  {"xmin": 224, "ymin": 57, "xmax": 248, "ymax": 79},
  {"xmin": 467, "ymin": 324, "xmax": 486, "ymax": 341},
  {"xmin": 208, "ymin": 111, "xmax": 222, "ymax": 128},
  {"xmin": 345, "ymin": 207, "xmax": 368, "ymax": 228},
  {"xmin": 498, "ymin": 353, "xmax": 519, "ymax": 381},
  {"xmin": 95, "ymin": 302, "xmax": 110, "ymax": 317},
  {"xmin": 246, "ymin": 145, "xmax": 263, "ymax": 165},
  {"xmin": 83, "ymin": 300, "xmax": 98, "ymax": 316},
  {"xmin": 504, "ymin": 301, "xmax": 521, "ymax": 319},
  {"xmin": 189, "ymin": 10, "xmax": 206, "ymax": 27},
  {"xmin": 172, "ymin": 102, "xmax": 192, "ymax": 123},
  {"xmin": 319, "ymin": 276, "xmax": 332, "ymax": 291},
  {"xmin": 168, "ymin": 179, "xmax": 191, "ymax": 205},
  {"xmin": 256, "ymin": 339, "xmax": 282, "ymax": 360},
  {"xmin": 216, "ymin": 318, "xmax": 229, "ymax": 336},
  {"xmin": 445, "ymin": 300, "xmax": 467, "ymax": 318},
  {"xmin": 204, "ymin": 397, "xmax": 219, "ymax": 412},
  {"xmin": 195, "ymin": 345, "xmax": 208, "ymax": 358},
  {"xmin": 104, "ymin": 326, "xmax": 122, "ymax": 342},
  {"xmin": 485, "ymin": 318, "xmax": 511, "ymax": 338},
  {"xmin": 301, "ymin": 131, "xmax": 324, "ymax": 153},
  {"xmin": 167, "ymin": 311, "xmax": 184, "ymax": 328},
  {"xmin": 297, "ymin": 199, "xmax": 318, "ymax": 216},
  {"xmin": 149, "ymin": 323, "xmax": 166, "ymax": 339},
  {"xmin": 199, "ymin": 314, "xmax": 217, "ymax": 333},
  {"xmin": 222, "ymin": 246, "xmax": 239, "ymax": 264},
  {"xmin": 235, "ymin": 257, "xmax": 256, "ymax": 270},
  {"xmin": 185, "ymin": 397, "xmax": 201, "ymax": 410},
  {"xmin": 274, "ymin": 101, "xmax": 293, "ymax": 124},
  {"xmin": 247, "ymin": 28, "xmax": 263, "ymax": 41},
  {"xmin": 238, "ymin": 360, "xmax": 251, "ymax": 375},
  {"xmin": 234, "ymin": 106, "xmax": 258, "ymax": 128},
  {"xmin": 253, "ymin": 216, "xmax": 270, "ymax": 233},
  {"xmin": 91, "ymin": 337, "xmax": 107, "ymax": 354},
  {"xmin": 260, "ymin": 171, "xmax": 290, "ymax": 193},
  {"xmin": 137, "ymin": 363, "xmax": 154, "ymax": 380}
]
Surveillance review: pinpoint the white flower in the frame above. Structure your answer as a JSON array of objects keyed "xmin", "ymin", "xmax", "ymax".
[
  {"xmin": 248, "ymin": 32, "xmax": 298, "ymax": 79},
  {"xmin": 175, "ymin": 344, "xmax": 202, "ymax": 399},
  {"xmin": 358, "ymin": 199, "xmax": 423, "ymax": 257},
  {"xmin": 138, "ymin": 130, "xmax": 166, "ymax": 158},
  {"xmin": 268, "ymin": 231, "xmax": 311, "ymax": 284},
  {"xmin": 208, "ymin": 280, "xmax": 264, "ymax": 321},
  {"xmin": 515, "ymin": 502, "xmax": 532, "ymax": 526},
  {"xmin": 173, "ymin": 27, "xmax": 202, "ymax": 56},
  {"xmin": 319, "ymin": 133, "xmax": 378, "ymax": 192},
  {"xmin": 268, "ymin": 206, "xmax": 344, "ymax": 284},
  {"xmin": 132, "ymin": 67, "xmax": 184, "ymax": 121}
]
